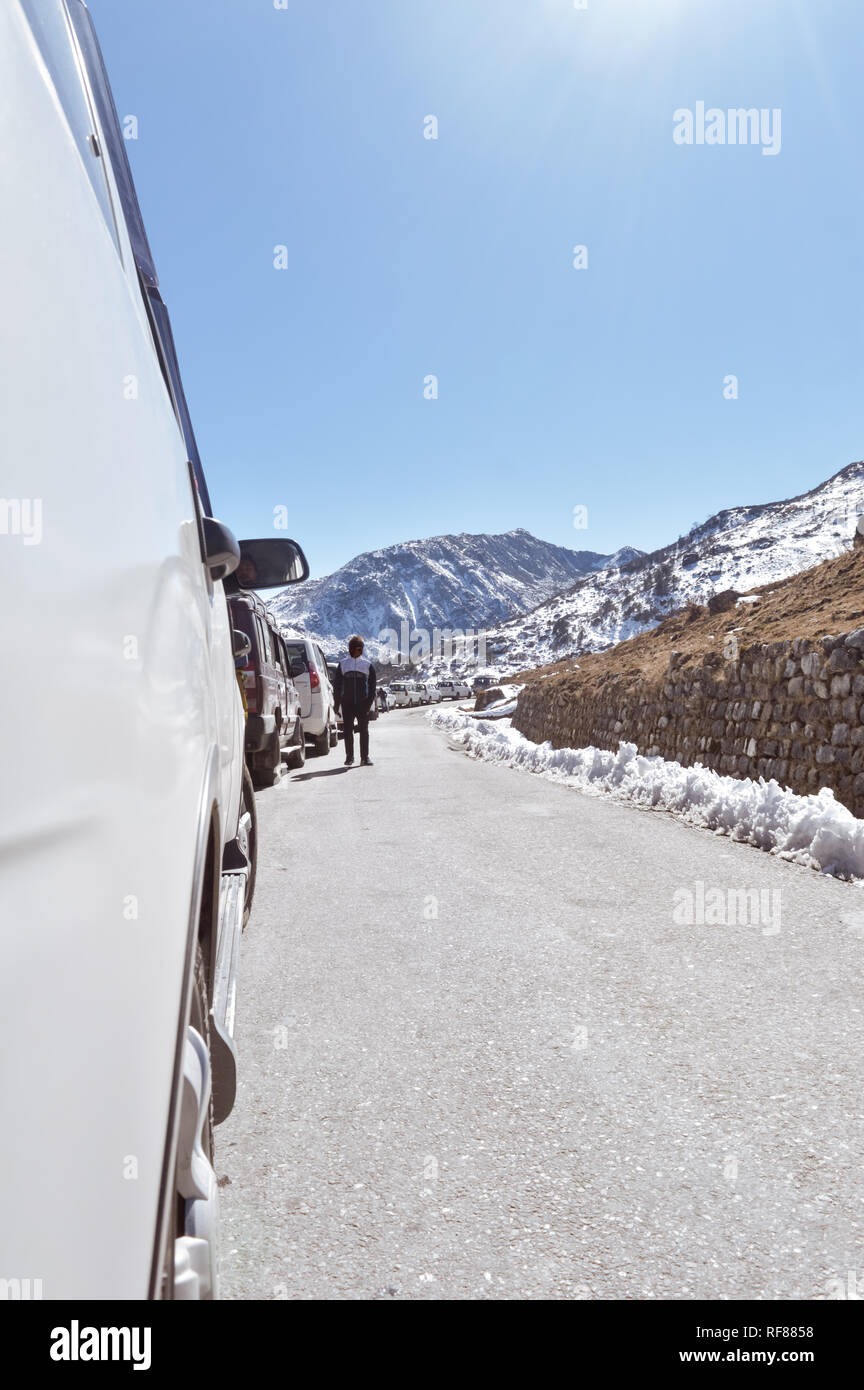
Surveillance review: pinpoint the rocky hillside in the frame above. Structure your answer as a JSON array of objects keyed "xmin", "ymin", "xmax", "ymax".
[
  {"xmin": 511, "ymin": 544, "xmax": 864, "ymax": 823},
  {"xmin": 478, "ymin": 461, "xmax": 864, "ymax": 676}
]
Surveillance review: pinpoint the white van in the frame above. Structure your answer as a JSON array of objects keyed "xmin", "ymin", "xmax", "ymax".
[
  {"xmin": 388, "ymin": 681, "xmax": 414, "ymax": 707},
  {"xmin": 0, "ymin": 0, "xmax": 309, "ymax": 1300},
  {"xmin": 283, "ymin": 638, "xmax": 338, "ymax": 754}
]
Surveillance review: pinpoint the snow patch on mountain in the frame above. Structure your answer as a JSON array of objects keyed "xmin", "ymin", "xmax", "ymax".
[
  {"xmin": 476, "ymin": 462, "xmax": 864, "ymax": 676},
  {"xmin": 270, "ymin": 528, "xmax": 642, "ymax": 660}
]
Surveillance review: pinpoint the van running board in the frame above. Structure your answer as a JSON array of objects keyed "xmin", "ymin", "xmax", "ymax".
[{"xmin": 210, "ymin": 870, "xmax": 246, "ymax": 1125}]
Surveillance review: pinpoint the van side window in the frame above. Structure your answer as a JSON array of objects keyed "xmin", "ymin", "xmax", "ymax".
[
  {"xmin": 257, "ymin": 617, "xmax": 271, "ymax": 664},
  {"xmin": 21, "ymin": 0, "xmax": 121, "ymax": 257}
]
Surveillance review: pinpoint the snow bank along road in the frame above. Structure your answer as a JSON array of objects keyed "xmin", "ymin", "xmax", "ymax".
[{"xmin": 219, "ymin": 708, "xmax": 864, "ymax": 1300}]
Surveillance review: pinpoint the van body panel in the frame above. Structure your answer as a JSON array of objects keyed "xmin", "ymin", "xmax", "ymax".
[{"xmin": 0, "ymin": 0, "xmax": 243, "ymax": 1297}]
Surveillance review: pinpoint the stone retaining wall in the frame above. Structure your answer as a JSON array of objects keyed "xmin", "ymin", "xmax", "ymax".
[{"xmin": 512, "ymin": 629, "xmax": 864, "ymax": 818}]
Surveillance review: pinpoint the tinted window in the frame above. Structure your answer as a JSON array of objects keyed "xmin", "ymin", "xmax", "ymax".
[
  {"xmin": 229, "ymin": 602, "xmax": 257, "ymax": 654},
  {"xmin": 285, "ymin": 642, "xmax": 309, "ymax": 668},
  {"xmin": 21, "ymin": 0, "xmax": 120, "ymax": 255},
  {"xmin": 256, "ymin": 617, "xmax": 271, "ymax": 664}
]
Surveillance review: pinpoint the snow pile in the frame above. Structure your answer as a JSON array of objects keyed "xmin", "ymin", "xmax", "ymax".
[
  {"xmin": 471, "ymin": 682, "xmax": 522, "ymax": 719},
  {"xmin": 472, "ymin": 699, "xmax": 519, "ymax": 719},
  {"xmin": 429, "ymin": 708, "xmax": 864, "ymax": 881}
]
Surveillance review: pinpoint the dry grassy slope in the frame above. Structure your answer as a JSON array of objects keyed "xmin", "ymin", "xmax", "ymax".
[{"xmin": 515, "ymin": 547, "xmax": 864, "ymax": 699}]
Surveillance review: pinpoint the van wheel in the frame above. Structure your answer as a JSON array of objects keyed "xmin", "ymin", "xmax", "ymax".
[
  {"xmin": 170, "ymin": 944, "xmax": 219, "ymax": 1299},
  {"xmin": 313, "ymin": 729, "xmax": 330, "ymax": 757},
  {"xmin": 238, "ymin": 765, "xmax": 257, "ymax": 928},
  {"xmin": 285, "ymin": 718, "xmax": 306, "ymax": 769},
  {"xmin": 253, "ymin": 730, "xmax": 281, "ymax": 787}
]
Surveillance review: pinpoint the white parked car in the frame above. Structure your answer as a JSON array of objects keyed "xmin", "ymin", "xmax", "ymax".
[
  {"xmin": 388, "ymin": 681, "xmax": 414, "ymax": 708},
  {"xmin": 283, "ymin": 638, "xmax": 338, "ymax": 755},
  {"xmin": 452, "ymin": 679, "xmax": 473, "ymax": 699},
  {"xmin": 426, "ymin": 683, "xmax": 444, "ymax": 703},
  {"xmin": 412, "ymin": 682, "xmax": 433, "ymax": 705},
  {"xmin": 0, "ymin": 0, "xmax": 310, "ymax": 1300}
]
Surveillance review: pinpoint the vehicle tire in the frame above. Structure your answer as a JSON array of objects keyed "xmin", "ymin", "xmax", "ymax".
[
  {"xmin": 238, "ymin": 764, "xmax": 257, "ymax": 929},
  {"xmin": 165, "ymin": 942, "xmax": 219, "ymax": 1300},
  {"xmin": 253, "ymin": 730, "xmax": 281, "ymax": 788},
  {"xmin": 189, "ymin": 946, "xmax": 215, "ymax": 1159},
  {"xmin": 313, "ymin": 729, "xmax": 330, "ymax": 757},
  {"xmin": 285, "ymin": 718, "xmax": 306, "ymax": 769}
]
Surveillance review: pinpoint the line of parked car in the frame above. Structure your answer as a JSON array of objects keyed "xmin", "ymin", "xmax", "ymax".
[
  {"xmin": 230, "ymin": 623, "xmax": 495, "ymax": 785},
  {"xmin": 226, "ymin": 600, "xmax": 345, "ymax": 787},
  {"xmin": 385, "ymin": 678, "xmax": 473, "ymax": 706}
]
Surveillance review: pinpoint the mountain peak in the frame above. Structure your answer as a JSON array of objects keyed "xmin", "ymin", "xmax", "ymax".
[
  {"xmin": 479, "ymin": 461, "xmax": 864, "ymax": 674},
  {"xmin": 270, "ymin": 528, "xmax": 639, "ymax": 659}
]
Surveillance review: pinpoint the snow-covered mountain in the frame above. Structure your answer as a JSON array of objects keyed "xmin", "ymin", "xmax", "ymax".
[
  {"xmin": 269, "ymin": 529, "xmax": 641, "ymax": 660},
  {"xmin": 477, "ymin": 461, "xmax": 864, "ymax": 675}
]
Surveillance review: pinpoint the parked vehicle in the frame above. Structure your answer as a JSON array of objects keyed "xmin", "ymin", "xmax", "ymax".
[
  {"xmin": 388, "ymin": 681, "xmax": 414, "ymax": 707},
  {"xmin": 452, "ymin": 678, "xmax": 473, "ymax": 699},
  {"xmin": 284, "ymin": 638, "xmax": 338, "ymax": 754},
  {"xmin": 229, "ymin": 593, "xmax": 305, "ymax": 785},
  {"xmin": 0, "ymin": 0, "xmax": 310, "ymax": 1300},
  {"xmin": 436, "ymin": 680, "xmax": 460, "ymax": 700},
  {"xmin": 472, "ymin": 675, "xmax": 496, "ymax": 691},
  {"xmin": 426, "ymin": 683, "xmax": 444, "ymax": 703},
  {"xmin": 412, "ymin": 682, "xmax": 431, "ymax": 704}
]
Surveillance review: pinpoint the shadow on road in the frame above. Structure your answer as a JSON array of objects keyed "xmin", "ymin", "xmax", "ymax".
[{"xmin": 289, "ymin": 766, "xmax": 355, "ymax": 782}]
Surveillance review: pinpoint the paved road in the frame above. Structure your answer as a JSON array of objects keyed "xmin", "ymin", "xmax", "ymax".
[{"xmin": 219, "ymin": 708, "xmax": 864, "ymax": 1300}]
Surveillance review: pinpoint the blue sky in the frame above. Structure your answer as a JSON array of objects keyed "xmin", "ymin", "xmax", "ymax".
[{"xmin": 87, "ymin": 0, "xmax": 864, "ymax": 578}]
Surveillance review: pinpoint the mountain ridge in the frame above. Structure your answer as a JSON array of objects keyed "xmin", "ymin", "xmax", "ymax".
[
  {"xmin": 478, "ymin": 460, "xmax": 864, "ymax": 674},
  {"xmin": 269, "ymin": 462, "xmax": 864, "ymax": 673},
  {"xmin": 270, "ymin": 527, "xmax": 643, "ymax": 658}
]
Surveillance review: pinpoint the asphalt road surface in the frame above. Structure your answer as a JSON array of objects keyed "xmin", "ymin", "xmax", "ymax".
[{"xmin": 219, "ymin": 707, "xmax": 864, "ymax": 1300}]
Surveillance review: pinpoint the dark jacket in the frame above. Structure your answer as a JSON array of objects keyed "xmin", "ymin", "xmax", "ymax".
[{"xmin": 333, "ymin": 655, "xmax": 376, "ymax": 712}]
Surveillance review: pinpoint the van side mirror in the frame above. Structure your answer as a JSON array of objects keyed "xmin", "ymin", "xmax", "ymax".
[
  {"xmin": 232, "ymin": 629, "xmax": 251, "ymax": 666},
  {"xmin": 235, "ymin": 538, "xmax": 310, "ymax": 589}
]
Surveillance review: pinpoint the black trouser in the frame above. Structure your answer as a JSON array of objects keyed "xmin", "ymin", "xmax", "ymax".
[{"xmin": 342, "ymin": 702, "xmax": 370, "ymax": 760}]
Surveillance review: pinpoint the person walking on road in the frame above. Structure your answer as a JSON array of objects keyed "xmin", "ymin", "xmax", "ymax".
[{"xmin": 333, "ymin": 635, "xmax": 377, "ymax": 767}]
